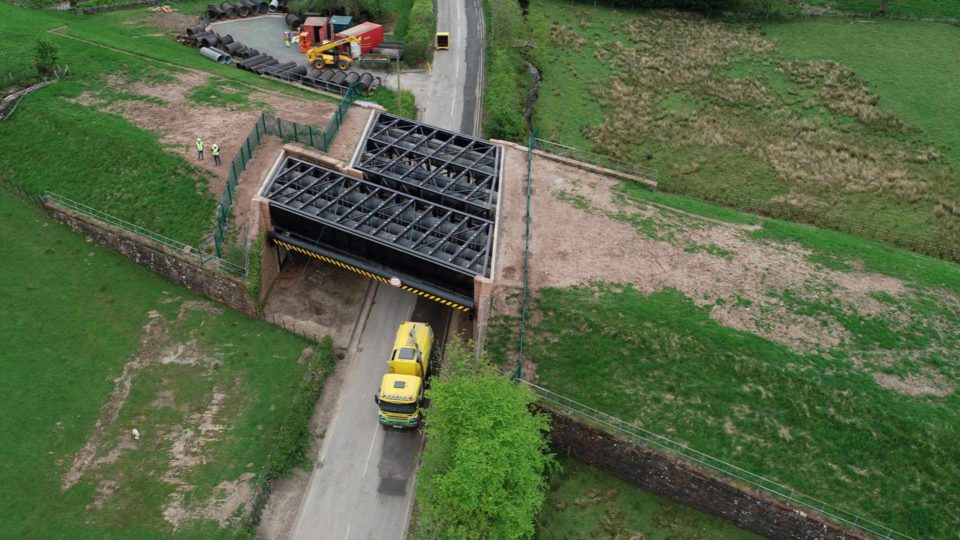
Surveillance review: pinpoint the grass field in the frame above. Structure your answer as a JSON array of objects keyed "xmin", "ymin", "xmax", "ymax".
[
  {"xmin": 0, "ymin": 191, "xmax": 322, "ymax": 538},
  {"xmin": 538, "ymin": 457, "xmax": 759, "ymax": 539},
  {"xmin": 803, "ymin": 0, "xmax": 960, "ymax": 18},
  {"xmin": 488, "ymin": 174, "xmax": 960, "ymax": 536},
  {"xmin": 527, "ymin": 0, "xmax": 960, "ymax": 251}
]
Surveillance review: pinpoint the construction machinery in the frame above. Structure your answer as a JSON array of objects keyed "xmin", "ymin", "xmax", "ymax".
[
  {"xmin": 305, "ymin": 35, "xmax": 361, "ymax": 70},
  {"xmin": 374, "ymin": 322, "xmax": 434, "ymax": 429}
]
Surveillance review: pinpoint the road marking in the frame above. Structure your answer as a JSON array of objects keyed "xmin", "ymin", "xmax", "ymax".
[
  {"xmin": 361, "ymin": 424, "xmax": 380, "ymax": 478},
  {"xmin": 344, "ymin": 525, "xmax": 351, "ymax": 540}
]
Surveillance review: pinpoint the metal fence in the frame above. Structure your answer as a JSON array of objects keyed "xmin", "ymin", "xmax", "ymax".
[
  {"xmin": 535, "ymin": 138, "xmax": 658, "ymax": 180},
  {"xmin": 535, "ymin": 137, "xmax": 960, "ymax": 263},
  {"xmin": 518, "ymin": 379, "xmax": 912, "ymax": 540},
  {"xmin": 211, "ymin": 84, "xmax": 361, "ymax": 256},
  {"xmin": 45, "ymin": 192, "xmax": 247, "ymax": 276},
  {"xmin": 512, "ymin": 133, "xmax": 537, "ymax": 380}
]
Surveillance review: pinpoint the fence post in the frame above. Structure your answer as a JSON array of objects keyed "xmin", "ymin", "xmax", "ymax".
[
  {"xmin": 308, "ymin": 126, "xmax": 314, "ymax": 147},
  {"xmin": 246, "ymin": 136, "xmax": 252, "ymax": 157},
  {"xmin": 277, "ymin": 117, "xmax": 282, "ymax": 137},
  {"xmin": 293, "ymin": 123, "xmax": 298, "ymax": 142}
]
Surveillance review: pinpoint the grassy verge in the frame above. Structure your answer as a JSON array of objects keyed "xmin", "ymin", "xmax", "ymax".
[
  {"xmin": 527, "ymin": 0, "xmax": 960, "ymax": 252},
  {"xmin": 802, "ymin": 0, "xmax": 960, "ymax": 18},
  {"xmin": 402, "ymin": 0, "xmax": 434, "ymax": 65},
  {"xmin": 0, "ymin": 191, "xmax": 318, "ymax": 538},
  {"xmin": 367, "ymin": 85, "xmax": 417, "ymax": 118},
  {"xmin": 538, "ymin": 456, "xmax": 759, "ymax": 539},
  {"xmin": 509, "ymin": 281, "xmax": 960, "ymax": 538},
  {"xmin": 481, "ymin": 0, "xmax": 527, "ymax": 141}
]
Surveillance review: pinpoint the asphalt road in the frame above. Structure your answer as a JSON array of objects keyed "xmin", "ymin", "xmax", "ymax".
[
  {"xmin": 291, "ymin": 284, "xmax": 449, "ymax": 540},
  {"xmin": 423, "ymin": 0, "xmax": 484, "ymax": 134}
]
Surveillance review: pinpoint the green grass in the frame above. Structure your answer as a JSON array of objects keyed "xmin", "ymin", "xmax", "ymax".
[
  {"xmin": 0, "ymin": 192, "xmax": 316, "ymax": 538},
  {"xmin": 527, "ymin": 0, "xmax": 960, "ymax": 252},
  {"xmin": 518, "ymin": 284, "xmax": 959, "ymax": 537},
  {"xmin": 367, "ymin": 85, "xmax": 417, "ymax": 118},
  {"xmin": 188, "ymin": 77, "xmax": 268, "ymax": 111},
  {"xmin": 538, "ymin": 456, "xmax": 759, "ymax": 539}
]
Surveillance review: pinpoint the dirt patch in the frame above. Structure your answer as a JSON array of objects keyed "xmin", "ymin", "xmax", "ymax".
[
  {"xmin": 493, "ymin": 143, "xmax": 960, "ymax": 373},
  {"xmin": 326, "ymin": 105, "xmax": 375, "ymax": 164},
  {"xmin": 150, "ymin": 11, "xmax": 199, "ymax": 34},
  {"xmin": 72, "ymin": 70, "xmax": 337, "ymax": 199},
  {"xmin": 873, "ymin": 372, "xmax": 955, "ymax": 398}
]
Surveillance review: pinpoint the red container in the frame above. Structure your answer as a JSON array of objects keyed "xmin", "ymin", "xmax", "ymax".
[
  {"xmin": 334, "ymin": 22, "xmax": 384, "ymax": 54},
  {"xmin": 300, "ymin": 16, "xmax": 329, "ymax": 52}
]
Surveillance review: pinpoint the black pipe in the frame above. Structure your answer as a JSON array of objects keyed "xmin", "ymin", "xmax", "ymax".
[
  {"xmin": 305, "ymin": 68, "xmax": 323, "ymax": 80},
  {"xmin": 344, "ymin": 72, "xmax": 360, "ymax": 86},
  {"xmin": 329, "ymin": 71, "xmax": 347, "ymax": 85},
  {"xmin": 358, "ymin": 72, "xmax": 374, "ymax": 91},
  {"xmin": 220, "ymin": 34, "xmax": 234, "ymax": 46},
  {"xmin": 252, "ymin": 59, "xmax": 280, "ymax": 74},
  {"xmin": 239, "ymin": 54, "xmax": 271, "ymax": 70},
  {"xmin": 262, "ymin": 61, "xmax": 296, "ymax": 75},
  {"xmin": 285, "ymin": 13, "xmax": 300, "ymax": 28},
  {"xmin": 240, "ymin": 48, "xmax": 260, "ymax": 59},
  {"xmin": 257, "ymin": 0, "xmax": 268, "ymax": 12},
  {"xmin": 186, "ymin": 24, "xmax": 206, "ymax": 36},
  {"xmin": 224, "ymin": 41, "xmax": 243, "ymax": 54},
  {"xmin": 318, "ymin": 69, "xmax": 335, "ymax": 82},
  {"xmin": 240, "ymin": 0, "xmax": 257, "ymax": 13},
  {"xmin": 220, "ymin": 1, "xmax": 237, "ymax": 17},
  {"xmin": 234, "ymin": 2, "xmax": 249, "ymax": 16}
]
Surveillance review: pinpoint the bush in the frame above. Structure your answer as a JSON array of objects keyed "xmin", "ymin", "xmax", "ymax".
[
  {"xmin": 267, "ymin": 337, "xmax": 336, "ymax": 477},
  {"xmin": 34, "ymin": 39, "xmax": 58, "ymax": 79},
  {"xmin": 402, "ymin": 0, "xmax": 434, "ymax": 65},
  {"xmin": 414, "ymin": 340, "xmax": 555, "ymax": 540},
  {"xmin": 483, "ymin": 49, "xmax": 526, "ymax": 142}
]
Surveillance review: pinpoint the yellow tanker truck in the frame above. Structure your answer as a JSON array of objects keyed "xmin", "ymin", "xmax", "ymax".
[{"xmin": 374, "ymin": 322, "xmax": 434, "ymax": 429}]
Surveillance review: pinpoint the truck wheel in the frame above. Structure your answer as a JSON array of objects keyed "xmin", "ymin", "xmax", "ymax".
[
  {"xmin": 314, "ymin": 61, "xmax": 324, "ymax": 69},
  {"xmin": 337, "ymin": 60, "xmax": 349, "ymax": 70}
]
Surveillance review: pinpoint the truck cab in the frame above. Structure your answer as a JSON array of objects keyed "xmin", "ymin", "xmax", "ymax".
[{"xmin": 375, "ymin": 322, "xmax": 433, "ymax": 429}]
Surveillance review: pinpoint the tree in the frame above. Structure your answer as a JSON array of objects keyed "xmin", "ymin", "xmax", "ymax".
[
  {"xmin": 34, "ymin": 39, "xmax": 58, "ymax": 79},
  {"xmin": 414, "ymin": 340, "xmax": 556, "ymax": 540}
]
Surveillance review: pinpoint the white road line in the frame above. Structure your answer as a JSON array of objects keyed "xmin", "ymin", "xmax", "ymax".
[
  {"xmin": 344, "ymin": 525, "xmax": 351, "ymax": 540},
  {"xmin": 361, "ymin": 424, "xmax": 380, "ymax": 478}
]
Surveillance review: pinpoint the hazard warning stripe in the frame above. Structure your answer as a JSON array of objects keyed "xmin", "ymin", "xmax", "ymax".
[{"xmin": 273, "ymin": 238, "xmax": 472, "ymax": 313}]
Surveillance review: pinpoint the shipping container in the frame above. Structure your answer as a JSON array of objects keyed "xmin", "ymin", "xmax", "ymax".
[
  {"xmin": 329, "ymin": 15, "xmax": 353, "ymax": 35},
  {"xmin": 335, "ymin": 22, "xmax": 385, "ymax": 54},
  {"xmin": 299, "ymin": 16, "xmax": 329, "ymax": 53}
]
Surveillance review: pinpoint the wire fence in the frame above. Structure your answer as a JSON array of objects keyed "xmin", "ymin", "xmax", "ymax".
[
  {"xmin": 211, "ymin": 84, "xmax": 361, "ymax": 256},
  {"xmin": 535, "ymin": 138, "xmax": 658, "ymax": 180},
  {"xmin": 512, "ymin": 133, "xmax": 537, "ymax": 380},
  {"xmin": 534, "ymin": 137, "xmax": 960, "ymax": 263},
  {"xmin": 519, "ymin": 379, "xmax": 912, "ymax": 540},
  {"xmin": 44, "ymin": 191, "xmax": 248, "ymax": 276}
]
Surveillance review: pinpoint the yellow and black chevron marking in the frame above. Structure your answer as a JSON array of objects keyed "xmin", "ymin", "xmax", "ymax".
[{"xmin": 273, "ymin": 238, "xmax": 472, "ymax": 313}]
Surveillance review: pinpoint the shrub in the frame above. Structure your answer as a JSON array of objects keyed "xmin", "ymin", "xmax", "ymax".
[
  {"xmin": 34, "ymin": 39, "xmax": 58, "ymax": 79},
  {"xmin": 483, "ymin": 49, "xmax": 526, "ymax": 142},
  {"xmin": 414, "ymin": 340, "xmax": 555, "ymax": 539},
  {"xmin": 402, "ymin": 0, "xmax": 434, "ymax": 65}
]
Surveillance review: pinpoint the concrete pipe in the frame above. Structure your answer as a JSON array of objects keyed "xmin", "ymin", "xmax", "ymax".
[
  {"xmin": 318, "ymin": 69, "xmax": 335, "ymax": 82},
  {"xmin": 268, "ymin": 0, "xmax": 278, "ymax": 12},
  {"xmin": 330, "ymin": 71, "xmax": 347, "ymax": 86},
  {"xmin": 252, "ymin": 59, "xmax": 279, "ymax": 74},
  {"xmin": 200, "ymin": 47, "xmax": 232, "ymax": 64},
  {"xmin": 240, "ymin": 0, "xmax": 257, "ymax": 13},
  {"xmin": 344, "ymin": 72, "xmax": 360, "ymax": 86},
  {"xmin": 234, "ymin": 2, "xmax": 249, "ymax": 16},
  {"xmin": 240, "ymin": 48, "xmax": 260, "ymax": 59},
  {"xmin": 186, "ymin": 24, "xmax": 206, "ymax": 36},
  {"xmin": 205, "ymin": 5, "xmax": 222, "ymax": 19},
  {"xmin": 372, "ymin": 48, "xmax": 401, "ymax": 59},
  {"xmin": 285, "ymin": 13, "xmax": 300, "ymax": 29},
  {"xmin": 358, "ymin": 72, "xmax": 374, "ymax": 91},
  {"xmin": 220, "ymin": 34, "xmax": 234, "ymax": 46},
  {"xmin": 257, "ymin": 0, "xmax": 268, "ymax": 13},
  {"xmin": 220, "ymin": 1, "xmax": 237, "ymax": 17}
]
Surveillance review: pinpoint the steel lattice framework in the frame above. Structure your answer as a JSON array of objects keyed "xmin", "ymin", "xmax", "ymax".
[
  {"xmin": 354, "ymin": 113, "xmax": 501, "ymax": 219},
  {"xmin": 265, "ymin": 157, "xmax": 493, "ymax": 277}
]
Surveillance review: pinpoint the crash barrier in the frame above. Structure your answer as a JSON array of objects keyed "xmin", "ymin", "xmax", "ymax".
[
  {"xmin": 212, "ymin": 85, "xmax": 360, "ymax": 256},
  {"xmin": 519, "ymin": 379, "xmax": 910, "ymax": 540},
  {"xmin": 535, "ymin": 137, "xmax": 960, "ymax": 263}
]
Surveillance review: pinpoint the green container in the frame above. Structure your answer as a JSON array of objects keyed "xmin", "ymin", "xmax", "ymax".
[{"xmin": 330, "ymin": 15, "xmax": 353, "ymax": 35}]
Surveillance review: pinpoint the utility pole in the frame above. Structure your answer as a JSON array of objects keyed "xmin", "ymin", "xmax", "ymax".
[{"xmin": 396, "ymin": 54, "xmax": 401, "ymax": 114}]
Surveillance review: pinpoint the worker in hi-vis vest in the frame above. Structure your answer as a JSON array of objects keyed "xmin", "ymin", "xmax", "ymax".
[
  {"xmin": 212, "ymin": 143, "xmax": 221, "ymax": 166},
  {"xmin": 196, "ymin": 138, "xmax": 204, "ymax": 160}
]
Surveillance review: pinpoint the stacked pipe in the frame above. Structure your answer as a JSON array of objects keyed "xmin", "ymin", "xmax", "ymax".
[
  {"xmin": 240, "ymin": 0, "xmax": 257, "ymax": 14},
  {"xmin": 220, "ymin": 34, "xmax": 234, "ymax": 46},
  {"xmin": 252, "ymin": 58, "xmax": 280, "ymax": 74},
  {"xmin": 186, "ymin": 24, "xmax": 206, "ymax": 37},
  {"xmin": 240, "ymin": 48, "xmax": 260, "ymax": 59},
  {"xmin": 219, "ymin": 1, "xmax": 237, "ymax": 17},
  {"xmin": 343, "ymin": 72, "xmax": 360, "ymax": 86},
  {"xmin": 257, "ymin": 0, "xmax": 268, "ymax": 12},
  {"xmin": 267, "ymin": 0, "xmax": 278, "ymax": 12},
  {"xmin": 234, "ymin": 1, "xmax": 249, "ymax": 16},
  {"xmin": 285, "ymin": 13, "xmax": 300, "ymax": 28},
  {"xmin": 358, "ymin": 72, "xmax": 375, "ymax": 92},
  {"xmin": 205, "ymin": 4, "xmax": 225, "ymax": 19}
]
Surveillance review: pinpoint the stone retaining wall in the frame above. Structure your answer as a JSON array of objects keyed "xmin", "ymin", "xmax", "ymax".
[
  {"xmin": 546, "ymin": 408, "xmax": 867, "ymax": 540},
  {"xmin": 46, "ymin": 201, "xmax": 258, "ymax": 317}
]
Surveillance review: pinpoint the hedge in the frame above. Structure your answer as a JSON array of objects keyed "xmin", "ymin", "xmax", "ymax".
[{"xmin": 403, "ymin": 0, "xmax": 435, "ymax": 65}]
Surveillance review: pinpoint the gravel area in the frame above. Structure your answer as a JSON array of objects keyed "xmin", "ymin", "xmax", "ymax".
[{"xmin": 209, "ymin": 15, "xmax": 307, "ymax": 66}]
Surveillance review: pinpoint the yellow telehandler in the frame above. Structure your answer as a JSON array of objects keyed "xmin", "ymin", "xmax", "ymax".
[{"xmin": 305, "ymin": 35, "xmax": 362, "ymax": 70}]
